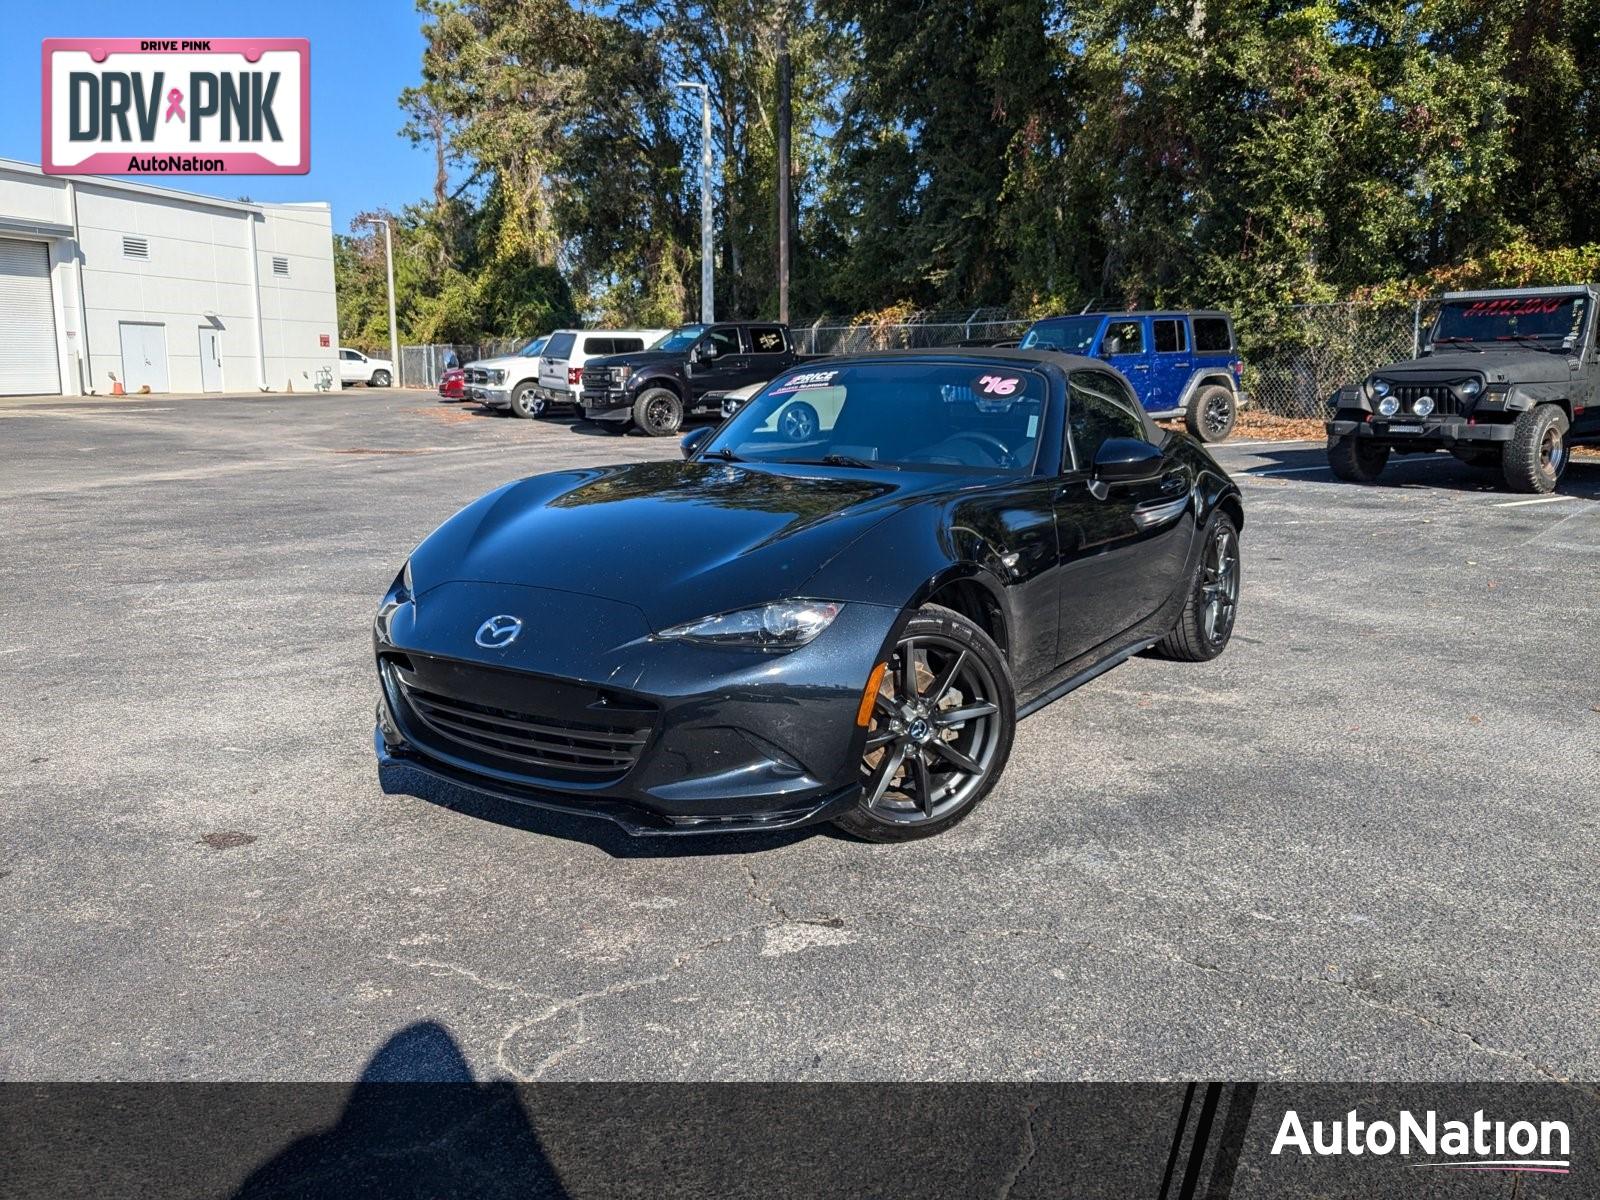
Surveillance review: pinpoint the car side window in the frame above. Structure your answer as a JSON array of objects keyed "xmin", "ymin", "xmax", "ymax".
[
  {"xmin": 1153, "ymin": 319, "xmax": 1187, "ymax": 353},
  {"xmin": 1192, "ymin": 317, "xmax": 1232, "ymax": 352},
  {"xmin": 1102, "ymin": 320, "xmax": 1144, "ymax": 355},
  {"xmin": 748, "ymin": 325, "xmax": 787, "ymax": 355},
  {"xmin": 1065, "ymin": 372, "xmax": 1148, "ymax": 471},
  {"xmin": 613, "ymin": 338, "xmax": 644, "ymax": 353},
  {"xmin": 704, "ymin": 326, "xmax": 742, "ymax": 358}
]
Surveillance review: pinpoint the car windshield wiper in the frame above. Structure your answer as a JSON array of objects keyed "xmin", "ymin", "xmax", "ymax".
[
  {"xmin": 1495, "ymin": 334, "xmax": 1566, "ymax": 353},
  {"xmin": 781, "ymin": 454, "xmax": 899, "ymax": 471},
  {"xmin": 1432, "ymin": 337, "xmax": 1484, "ymax": 353},
  {"xmin": 704, "ymin": 447, "xmax": 742, "ymax": 462}
]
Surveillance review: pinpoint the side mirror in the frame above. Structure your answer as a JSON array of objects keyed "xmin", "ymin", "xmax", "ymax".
[
  {"xmin": 680, "ymin": 427, "xmax": 713, "ymax": 459},
  {"xmin": 1092, "ymin": 438, "xmax": 1163, "ymax": 483}
]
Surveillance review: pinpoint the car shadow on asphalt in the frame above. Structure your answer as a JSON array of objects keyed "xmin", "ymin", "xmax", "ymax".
[
  {"xmin": 1238, "ymin": 443, "xmax": 1600, "ymax": 499},
  {"xmin": 379, "ymin": 762, "xmax": 826, "ymax": 858}
]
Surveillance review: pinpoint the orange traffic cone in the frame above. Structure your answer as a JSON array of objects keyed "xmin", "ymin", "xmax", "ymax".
[{"xmin": 109, "ymin": 374, "xmax": 125, "ymax": 396}]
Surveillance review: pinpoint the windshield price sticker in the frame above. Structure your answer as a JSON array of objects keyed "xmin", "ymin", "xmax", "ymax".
[{"xmin": 770, "ymin": 369, "xmax": 839, "ymax": 396}]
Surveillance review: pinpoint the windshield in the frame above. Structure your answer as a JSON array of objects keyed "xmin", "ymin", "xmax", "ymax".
[
  {"xmin": 1020, "ymin": 317, "xmax": 1102, "ymax": 354},
  {"xmin": 1432, "ymin": 295, "xmax": 1588, "ymax": 348},
  {"xmin": 516, "ymin": 336, "xmax": 550, "ymax": 358},
  {"xmin": 656, "ymin": 325, "xmax": 708, "ymax": 353},
  {"xmin": 702, "ymin": 362, "xmax": 1046, "ymax": 473}
]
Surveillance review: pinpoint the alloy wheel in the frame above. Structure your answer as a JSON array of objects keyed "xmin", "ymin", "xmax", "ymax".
[
  {"xmin": 1204, "ymin": 393, "xmax": 1233, "ymax": 437},
  {"xmin": 780, "ymin": 403, "xmax": 818, "ymax": 441},
  {"xmin": 861, "ymin": 633, "xmax": 1004, "ymax": 824},
  {"xmin": 645, "ymin": 396, "xmax": 680, "ymax": 435},
  {"xmin": 1200, "ymin": 523, "xmax": 1239, "ymax": 646},
  {"xmin": 1540, "ymin": 426, "xmax": 1568, "ymax": 476}
]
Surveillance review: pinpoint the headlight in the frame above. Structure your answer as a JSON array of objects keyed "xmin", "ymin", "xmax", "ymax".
[
  {"xmin": 660, "ymin": 600, "xmax": 842, "ymax": 648},
  {"xmin": 488, "ymin": 369, "xmax": 505, "ymax": 384},
  {"xmin": 1459, "ymin": 378, "xmax": 1482, "ymax": 398},
  {"xmin": 1378, "ymin": 396, "xmax": 1400, "ymax": 417},
  {"xmin": 615, "ymin": 366, "xmax": 632, "ymax": 383},
  {"xmin": 1413, "ymin": 395, "xmax": 1435, "ymax": 417},
  {"xmin": 1370, "ymin": 378, "xmax": 1391, "ymax": 399}
]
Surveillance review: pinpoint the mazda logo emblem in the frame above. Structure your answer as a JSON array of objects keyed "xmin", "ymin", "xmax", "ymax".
[{"xmin": 474, "ymin": 614, "xmax": 523, "ymax": 649}]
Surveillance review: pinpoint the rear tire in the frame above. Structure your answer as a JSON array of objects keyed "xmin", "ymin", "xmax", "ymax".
[
  {"xmin": 1327, "ymin": 433, "xmax": 1390, "ymax": 483},
  {"xmin": 1152, "ymin": 511, "xmax": 1240, "ymax": 662},
  {"xmin": 832, "ymin": 605, "xmax": 1014, "ymax": 843},
  {"xmin": 1186, "ymin": 385, "xmax": 1236, "ymax": 442},
  {"xmin": 1502, "ymin": 404, "xmax": 1570, "ymax": 494},
  {"xmin": 633, "ymin": 387, "xmax": 684, "ymax": 437}
]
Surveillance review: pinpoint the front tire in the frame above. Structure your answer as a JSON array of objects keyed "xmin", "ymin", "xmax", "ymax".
[
  {"xmin": 1327, "ymin": 433, "xmax": 1390, "ymax": 482},
  {"xmin": 370, "ymin": 370, "xmax": 392, "ymax": 388},
  {"xmin": 511, "ymin": 383, "xmax": 545, "ymax": 419},
  {"xmin": 1153, "ymin": 511, "xmax": 1240, "ymax": 662},
  {"xmin": 1186, "ymin": 385, "xmax": 1236, "ymax": 442},
  {"xmin": 633, "ymin": 387, "xmax": 684, "ymax": 437},
  {"xmin": 832, "ymin": 605, "xmax": 1014, "ymax": 843},
  {"xmin": 1503, "ymin": 403, "xmax": 1570, "ymax": 494}
]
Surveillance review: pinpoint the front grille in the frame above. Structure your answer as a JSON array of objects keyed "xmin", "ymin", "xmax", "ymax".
[
  {"xmin": 385, "ymin": 656, "xmax": 654, "ymax": 784},
  {"xmin": 1390, "ymin": 382, "xmax": 1465, "ymax": 417},
  {"xmin": 465, "ymin": 368, "xmax": 486, "ymax": 384}
]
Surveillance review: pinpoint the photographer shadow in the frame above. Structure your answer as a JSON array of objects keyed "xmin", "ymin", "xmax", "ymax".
[{"xmin": 231, "ymin": 1021, "xmax": 569, "ymax": 1199}]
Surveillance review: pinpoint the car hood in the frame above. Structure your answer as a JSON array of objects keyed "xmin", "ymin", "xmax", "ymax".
[
  {"xmin": 409, "ymin": 460, "xmax": 954, "ymax": 629},
  {"xmin": 1376, "ymin": 350, "xmax": 1573, "ymax": 384},
  {"xmin": 583, "ymin": 350, "xmax": 685, "ymax": 371},
  {"xmin": 469, "ymin": 355, "xmax": 538, "ymax": 372}
]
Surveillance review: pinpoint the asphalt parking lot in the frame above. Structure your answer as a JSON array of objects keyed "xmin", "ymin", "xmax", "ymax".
[{"xmin": 2, "ymin": 388, "xmax": 1597, "ymax": 1083}]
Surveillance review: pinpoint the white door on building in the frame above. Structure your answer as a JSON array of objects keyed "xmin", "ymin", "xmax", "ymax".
[
  {"xmin": 118, "ymin": 322, "xmax": 169, "ymax": 393},
  {"xmin": 198, "ymin": 327, "xmax": 224, "ymax": 392},
  {"xmin": 0, "ymin": 238, "xmax": 63, "ymax": 397}
]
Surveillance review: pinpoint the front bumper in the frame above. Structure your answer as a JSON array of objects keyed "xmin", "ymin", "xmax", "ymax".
[
  {"xmin": 473, "ymin": 385, "xmax": 511, "ymax": 409},
  {"xmin": 580, "ymin": 386, "xmax": 633, "ymax": 418},
  {"xmin": 1327, "ymin": 415, "xmax": 1515, "ymax": 445},
  {"xmin": 373, "ymin": 583, "xmax": 899, "ymax": 835}
]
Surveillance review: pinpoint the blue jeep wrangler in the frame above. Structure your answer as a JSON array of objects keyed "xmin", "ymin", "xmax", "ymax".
[{"xmin": 1019, "ymin": 310, "xmax": 1248, "ymax": 441}]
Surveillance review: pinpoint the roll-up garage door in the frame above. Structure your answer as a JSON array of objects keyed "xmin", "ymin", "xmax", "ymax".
[{"xmin": 0, "ymin": 239, "xmax": 63, "ymax": 396}]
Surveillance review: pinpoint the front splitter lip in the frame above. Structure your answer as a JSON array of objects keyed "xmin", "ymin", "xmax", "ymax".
[{"xmin": 375, "ymin": 726, "xmax": 859, "ymax": 837}]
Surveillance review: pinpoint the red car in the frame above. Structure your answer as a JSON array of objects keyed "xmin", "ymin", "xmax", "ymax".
[{"xmin": 439, "ymin": 367, "xmax": 466, "ymax": 400}]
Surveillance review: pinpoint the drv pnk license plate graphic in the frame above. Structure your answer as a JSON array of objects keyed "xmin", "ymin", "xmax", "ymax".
[{"xmin": 42, "ymin": 39, "xmax": 310, "ymax": 176}]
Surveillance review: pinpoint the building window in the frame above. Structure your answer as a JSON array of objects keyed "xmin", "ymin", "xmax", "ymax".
[
  {"xmin": 272, "ymin": 256, "xmax": 290, "ymax": 277},
  {"xmin": 122, "ymin": 236, "xmax": 149, "ymax": 259}
]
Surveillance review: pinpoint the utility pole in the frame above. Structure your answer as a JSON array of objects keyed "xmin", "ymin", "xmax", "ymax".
[
  {"xmin": 674, "ymin": 81, "xmax": 715, "ymax": 323},
  {"xmin": 776, "ymin": 23, "xmax": 792, "ymax": 325},
  {"xmin": 359, "ymin": 215, "xmax": 400, "ymax": 386}
]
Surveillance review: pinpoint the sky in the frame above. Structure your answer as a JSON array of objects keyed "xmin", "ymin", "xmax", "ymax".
[{"xmin": 1, "ymin": 0, "xmax": 440, "ymax": 233}]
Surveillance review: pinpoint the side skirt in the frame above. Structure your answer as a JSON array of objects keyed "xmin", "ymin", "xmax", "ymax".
[{"xmin": 1015, "ymin": 636, "xmax": 1159, "ymax": 720}]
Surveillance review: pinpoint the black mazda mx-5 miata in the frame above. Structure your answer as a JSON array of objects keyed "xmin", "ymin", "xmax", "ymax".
[{"xmin": 374, "ymin": 350, "xmax": 1243, "ymax": 841}]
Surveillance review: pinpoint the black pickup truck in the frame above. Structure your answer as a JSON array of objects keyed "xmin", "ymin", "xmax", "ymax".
[{"xmin": 579, "ymin": 322, "xmax": 818, "ymax": 435}]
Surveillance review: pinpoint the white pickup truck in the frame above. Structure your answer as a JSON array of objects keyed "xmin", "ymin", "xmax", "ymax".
[{"xmin": 470, "ymin": 329, "xmax": 666, "ymax": 418}]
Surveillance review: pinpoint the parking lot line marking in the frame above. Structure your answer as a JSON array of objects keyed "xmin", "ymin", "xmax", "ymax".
[
  {"xmin": 1493, "ymin": 495, "xmax": 1577, "ymax": 508},
  {"xmin": 1246, "ymin": 465, "xmax": 1334, "ymax": 476},
  {"xmin": 1221, "ymin": 439, "xmax": 1320, "ymax": 449}
]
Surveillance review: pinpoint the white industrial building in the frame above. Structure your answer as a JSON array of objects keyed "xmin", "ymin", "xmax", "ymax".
[{"xmin": 0, "ymin": 158, "xmax": 340, "ymax": 397}]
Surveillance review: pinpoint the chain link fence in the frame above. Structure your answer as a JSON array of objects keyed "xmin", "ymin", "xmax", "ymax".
[
  {"xmin": 391, "ymin": 302, "xmax": 1436, "ymax": 416},
  {"xmin": 790, "ymin": 308, "xmax": 1033, "ymax": 355},
  {"xmin": 396, "ymin": 339, "xmax": 524, "ymax": 390}
]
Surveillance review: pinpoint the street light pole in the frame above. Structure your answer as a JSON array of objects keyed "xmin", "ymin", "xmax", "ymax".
[
  {"xmin": 359, "ymin": 216, "xmax": 401, "ymax": 387},
  {"xmin": 674, "ymin": 81, "xmax": 714, "ymax": 324},
  {"xmin": 776, "ymin": 25, "xmax": 791, "ymax": 325}
]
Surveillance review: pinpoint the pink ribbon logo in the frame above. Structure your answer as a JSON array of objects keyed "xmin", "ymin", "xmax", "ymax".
[{"xmin": 164, "ymin": 88, "xmax": 185, "ymax": 123}]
